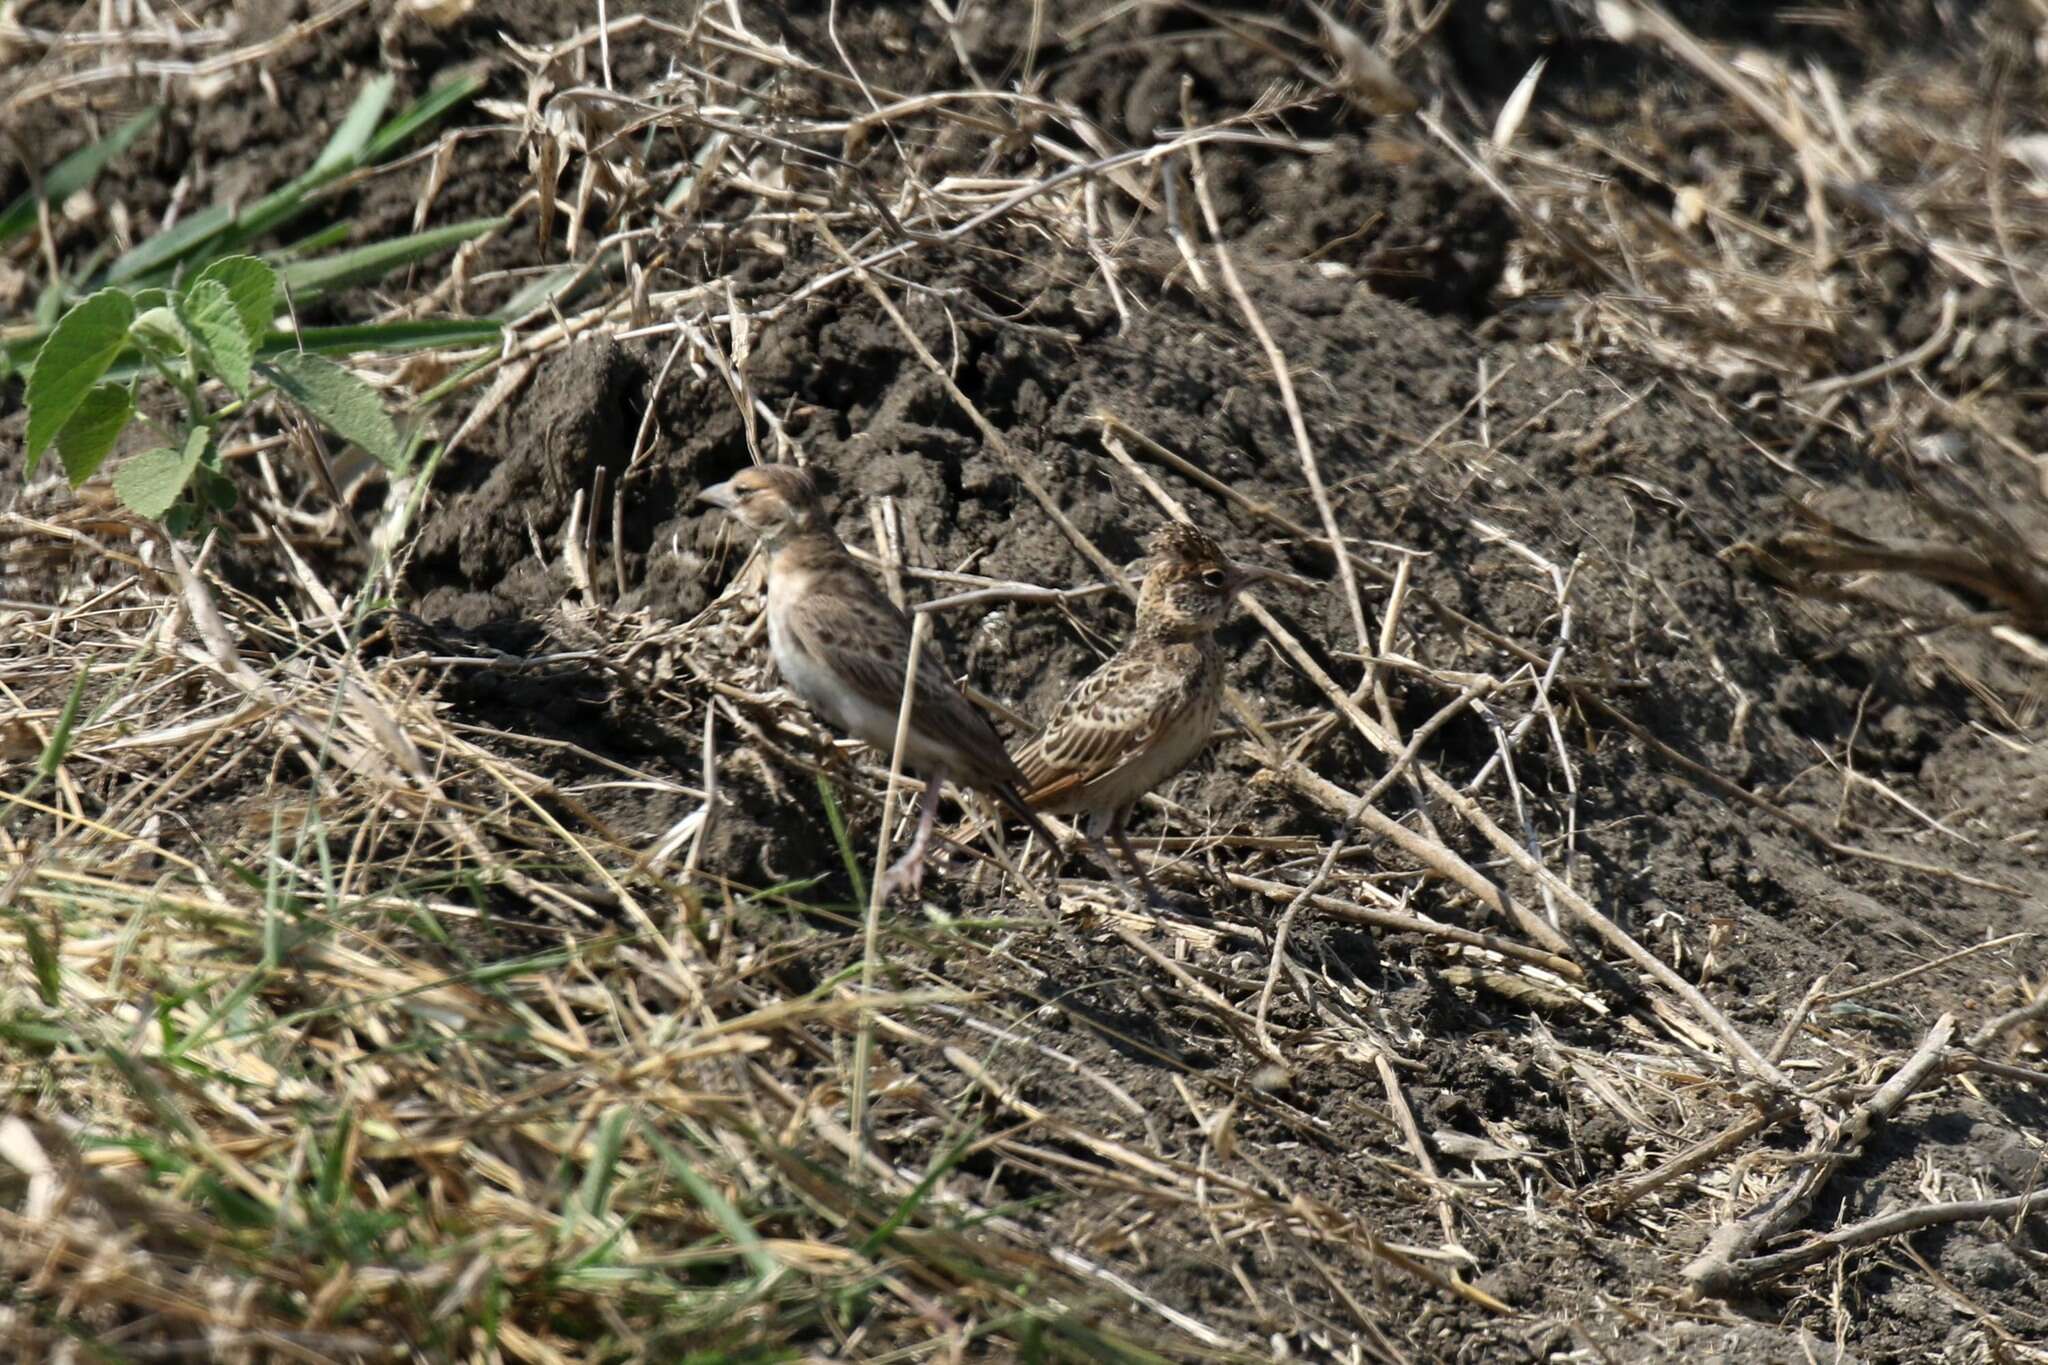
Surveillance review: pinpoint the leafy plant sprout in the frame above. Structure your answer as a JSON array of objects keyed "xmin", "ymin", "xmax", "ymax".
[{"xmin": 7, "ymin": 73, "xmax": 501, "ymax": 535}]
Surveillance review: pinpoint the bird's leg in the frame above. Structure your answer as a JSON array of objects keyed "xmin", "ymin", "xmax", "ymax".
[
  {"xmin": 880, "ymin": 771, "xmax": 945, "ymax": 901},
  {"xmin": 1081, "ymin": 811, "xmax": 1128, "ymax": 897},
  {"xmin": 1107, "ymin": 808, "xmax": 1167, "ymax": 910}
]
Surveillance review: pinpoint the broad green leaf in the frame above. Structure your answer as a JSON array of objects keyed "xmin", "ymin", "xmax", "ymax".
[
  {"xmin": 129, "ymin": 305, "xmax": 187, "ymax": 358},
  {"xmin": 112, "ymin": 428, "xmax": 209, "ymax": 519},
  {"xmin": 177, "ymin": 278, "xmax": 254, "ymax": 395},
  {"xmin": 53, "ymin": 383, "xmax": 134, "ymax": 484},
  {"xmin": 277, "ymin": 217, "xmax": 502, "ymax": 299},
  {"xmin": 0, "ymin": 107, "xmax": 161, "ymax": 245},
  {"xmin": 189, "ymin": 255, "xmax": 276, "ymax": 345},
  {"xmin": 265, "ymin": 351, "xmax": 405, "ymax": 472},
  {"xmin": 25, "ymin": 289, "xmax": 136, "ymax": 461},
  {"xmin": 310, "ymin": 75, "xmax": 396, "ymax": 179},
  {"xmin": 197, "ymin": 466, "xmax": 238, "ymax": 512}
]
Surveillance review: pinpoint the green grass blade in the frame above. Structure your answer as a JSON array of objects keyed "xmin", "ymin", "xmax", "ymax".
[
  {"xmin": 494, "ymin": 263, "xmax": 595, "ymax": 321},
  {"xmin": 570, "ymin": 1105, "xmax": 632, "ymax": 1225},
  {"xmin": 37, "ymin": 668, "xmax": 91, "ymax": 781},
  {"xmin": 276, "ymin": 217, "xmax": 503, "ymax": 298},
  {"xmin": 816, "ymin": 776, "xmax": 869, "ymax": 907},
  {"xmin": 644, "ymin": 1124, "xmax": 781, "ymax": 1279},
  {"xmin": 861, "ymin": 1123, "xmax": 979, "ymax": 1257},
  {"xmin": 257, "ymin": 319, "xmax": 503, "ymax": 358},
  {"xmin": 309, "ymin": 74, "xmax": 396, "ymax": 179},
  {"xmin": 19, "ymin": 915, "xmax": 63, "ymax": 1007},
  {"xmin": 0, "ymin": 107, "xmax": 161, "ymax": 245},
  {"xmin": 104, "ymin": 203, "xmax": 235, "ymax": 284},
  {"xmin": 365, "ymin": 72, "xmax": 485, "ymax": 159}
]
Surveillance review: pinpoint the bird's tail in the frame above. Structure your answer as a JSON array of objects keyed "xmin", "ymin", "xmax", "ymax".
[{"xmin": 989, "ymin": 780, "xmax": 1065, "ymax": 854}]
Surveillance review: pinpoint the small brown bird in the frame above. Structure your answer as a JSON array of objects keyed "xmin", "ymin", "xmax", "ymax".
[
  {"xmin": 1015, "ymin": 523, "xmax": 1261, "ymax": 901},
  {"xmin": 698, "ymin": 464, "xmax": 1051, "ymax": 899}
]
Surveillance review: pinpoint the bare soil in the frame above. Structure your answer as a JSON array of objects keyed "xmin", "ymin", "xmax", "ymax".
[{"xmin": 6, "ymin": 0, "xmax": 2047, "ymax": 1360}]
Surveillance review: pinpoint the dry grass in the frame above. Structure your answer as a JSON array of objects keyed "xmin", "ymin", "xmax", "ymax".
[{"xmin": 5, "ymin": 1, "xmax": 2048, "ymax": 1360}]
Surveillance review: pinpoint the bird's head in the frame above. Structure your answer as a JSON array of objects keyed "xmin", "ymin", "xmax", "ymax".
[
  {"xmin": 697, "ymin": 465, "xmax": 829, "ymax": 547},
  {"xmin": 1135, "ymin": 522, "xmax": 1263, "ymax": 640}
]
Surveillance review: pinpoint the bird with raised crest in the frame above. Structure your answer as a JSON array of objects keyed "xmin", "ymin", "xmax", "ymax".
[
  {"xmin": 1014, "ymin": 522, "xmax": 1266, "ymax": 903},
  {"xmin": 698, "ymin": 464, "xmax": 1056, "ymax": 900}
]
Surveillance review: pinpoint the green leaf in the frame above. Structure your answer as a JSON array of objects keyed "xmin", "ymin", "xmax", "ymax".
[
  {"xmin": 105, "ymin": 203, "xmax": 234, "ymax": 284},
  {"xmin": 53, "ymin": 383, "xmax": 134, "ymax": 484},
  {"xmin": 177, "ymin": 278, "xmax": 254, "ymax": 395},
  {"xmin": 21, "ymin": 919, "xmax": 62, "ymax": 1008},
  {"xmin": 277, "ymin": 217, "xmax": 502, "ymax": 299},
  {"xmin": 273, "ymin": 222, "xmax": 353, "ymax": 262},
  {"xmin": 264, "ymin": 351, "xmax": 405, "ymax": 471},
  {"xmin": 25, "ymin": 289, "xmax": 136, "ymax": 461},
  {"xmin": 0, "ymin": 107, "xmax": 161, "ymax": 245},
  {"xmin": 197, "ymin": 466, "xmax": 238, "ymax": 512},
  {"xmin": 129, "ymin": 305, "xmax": 187, "ymax": 357},
  {"xmin": 310, "ymin": 75, "xmax": 396, "ymax": 180},
  {"xmin": 366, "ymin": 72, "xmax": 484, "ymax": 160},
  {"xmin": 112, "ymin": 427, "xmax": 209, "ymax": 519},
  {"xmin": 258, "ymin": 318, "xmax": 502, "ymax": 357},
  {"xmin": 189, "ymin": 255, "xmax": 276, "ymax": 345}
]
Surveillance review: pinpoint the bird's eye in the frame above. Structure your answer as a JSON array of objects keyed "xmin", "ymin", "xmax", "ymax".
[{"xmin": 1201, "ymin": 569, "xmax": 1226, "ymax": 588}]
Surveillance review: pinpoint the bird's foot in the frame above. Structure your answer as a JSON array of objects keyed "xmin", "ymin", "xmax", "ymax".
[{"xmin": 878, "ymin": 848, "xmax": 927, "ymax": 903}]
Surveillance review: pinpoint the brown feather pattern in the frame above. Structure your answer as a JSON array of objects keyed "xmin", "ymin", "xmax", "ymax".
[{"xmin": 774, "ymin": 540, "xmax": 1026, "ymax": 791}]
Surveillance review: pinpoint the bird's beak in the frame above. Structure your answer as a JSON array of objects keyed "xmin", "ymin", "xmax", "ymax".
[{"xmin": 697, "ymin": 480, "xmax": 738, "ymax": 510}]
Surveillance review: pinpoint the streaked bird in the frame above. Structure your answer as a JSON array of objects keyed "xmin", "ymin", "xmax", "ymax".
[
  {"xmin": 1015, "ymin": 522, "xmax": 1263, "ymax": 902},
  {"xmin": 698, "ymin": 464, "xmax": 1051, "ymax": 899}
]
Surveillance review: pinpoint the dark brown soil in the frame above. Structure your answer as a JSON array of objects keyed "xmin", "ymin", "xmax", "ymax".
[{"xmin": 7, "ymin": 0, "xmax": 2047, "ymax": 1359}]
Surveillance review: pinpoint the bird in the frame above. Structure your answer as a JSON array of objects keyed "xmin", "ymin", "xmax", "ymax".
[
  {"xmin": 697, "ymin": 464, "xmax": 1055, "ymax": 900},
  {"xmin": 1014, "ymin": 522, "xmax": 1264, "ymax": 903}
]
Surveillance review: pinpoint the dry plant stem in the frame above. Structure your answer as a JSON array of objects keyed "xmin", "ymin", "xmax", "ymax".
[
  {"xmin": 1243, "ymin": 595, "xmax": 1787, "ymax": 1084},
  {"xmin": 1817, "ymin": 933, "xmax": 2030, "ymax": 1009},
  {"xmin": 1108, "ymin": 926, "xmax": 1273, "ymax": 1062},
  {"xmin": 810, "ymin": 220, "xmax": 1126, "ymax": 591},
  {"xmin": 1966, "ymin": 986, "xmax": 2048, "ymax": 1052},
  {"xmin": 850, "ymin": 611, "xmax": 929, "ymax": 1173},
  {"xmin": 1254, "ymin": 678, "xmax": 1502, "ymax": 1049},
  {"xmin": 1800, "ymin": 290, "xmax": 1959, "ymax": 400},
  {"xmin": 1588, "ymin": 1102, "xmax": 1801, "ymax": 1221},
  {"xmin": 1098, "ymin": 412, "xmax": 1328, "ymax": 547},
  {"xmin": 1270, "ymin": 758, "xmax": 1546, "ymax": 946},
  {"xmin": 1375, "ymin": 1048, "xmax": 1465, "ymax": 1255},
  {"xmin": 1769, "ymin": 973, "xmax": 1832, "ymax": 1064},
  {"xmin": 1726, "ymin": 1189, "xmax": 2048, "ymax": 1284},
  {"xmin": 1682, "ymin": 1013, "xmax": 1957, "ymax": 1298},
  {"xmin": 1227, "ymin": 873, "xmax": 1580, "ymax": 978},
  {"xmin": 1241, "ymin": 597, "xmax": 1571, "ymax": 951},
  {"xmin": 1183, "ymin": 79, "xmax": 1372, "ymax": 658},
  {"xmin": 942, "ymin": 1046, "xmax": 1511, "ymax": 1316},
  {"xmin": 2, "ymin": 0, "xmax": 370, "ymax": 113}
]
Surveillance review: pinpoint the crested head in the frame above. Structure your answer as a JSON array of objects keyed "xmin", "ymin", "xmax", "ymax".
[
  {"xmin": 1135, "ymin": 521, "xmax": 1248, "ymax": 641},
  {"xmin": 697, "ymin": 464, "xmax": 831, "ymax": 546}
]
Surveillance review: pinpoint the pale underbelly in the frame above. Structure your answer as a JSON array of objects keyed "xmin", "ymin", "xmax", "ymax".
[{"xmin": 771, "ymin": 620, "xmax": 962, "ymax": 774}]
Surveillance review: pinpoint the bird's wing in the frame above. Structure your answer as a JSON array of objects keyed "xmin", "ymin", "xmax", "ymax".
[
  {"xmin": 781, "ymin": 571, "xmax": 1023, "ymax": 787},
  {"xmin": 1016, "ymin": 653, "xmax": 1189, "ymax": 803}
]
